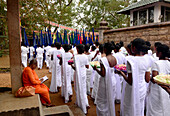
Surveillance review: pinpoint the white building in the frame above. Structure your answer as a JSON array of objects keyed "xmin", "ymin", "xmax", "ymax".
[{"xmin": 118, "ymin": 0, "xmax": 170, "ymax": 26}]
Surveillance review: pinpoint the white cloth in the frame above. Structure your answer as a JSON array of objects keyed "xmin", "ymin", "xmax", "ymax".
[
  {"xmin": 74, "ymin": 54, "xmax": 89, "ymax": 114},
  {"xmin": 91, "ymin": 54, "xmax": 101, "ymax": 100},
  {"xmin": 61, "ymin": 52, "xmax": 73, "ymax": 103},
  {"xmin": 153, "ymin": 53, "xmax": 159, "ymax": 61},
  {"xmin": 21, "ymin": 46, "xmax": 29, "ymax": 67},
  {"xmin": 113, "ymin": 52, "xmax": 126, "ymax": 100},
  {"xmin": 96, "ymin": 57, "xmax": 116, "ymax": 116},
  {"xmin": 48, "ymin": 47, "xmax": 56, "ymax": 72},
  {"xmin": 36, "ymin": 47, "xmax": 44, "ymax": 69},
  {"xmin": 147, "ymin": 60, "xmax": 170, "ymax": 116},
  {"xmin": 120, "ymin": 47, "xmax": 127, "ymax": 56},
  {"xmin": 121, "ymin": 55, "xmax": 134, "ymax": 115},
  {"xmin": 122, "ymin": 56, "xmax": 148, "ymax": 116},
  {"xmin": 29, "ymin": 46, "xmax": 35, "ymax": 63},
  {"xmin": 50, "ymin": 48, "xmax": 63, "ymax": 92},
  {"xmin": 86, "ymin": 53, "xmax": 93, "ymax": 95},
  {"xmin": 44, "ymin": 46, "xmax": 51, "ymax": 68}
]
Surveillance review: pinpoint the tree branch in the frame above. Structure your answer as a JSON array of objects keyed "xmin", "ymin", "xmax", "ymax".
[{"xmin": 66, "ymin": 0, "xmax": 73, "ymax": 6}]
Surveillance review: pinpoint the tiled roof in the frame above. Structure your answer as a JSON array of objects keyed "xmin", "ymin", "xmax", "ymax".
[{"xmin": 117, "ymin": 0, "xmax": 170, "ymax": 14}]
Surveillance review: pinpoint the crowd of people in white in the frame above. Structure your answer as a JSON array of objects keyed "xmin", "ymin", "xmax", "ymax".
[{"xmin": 21, "ymin": 38, "xmax": 170, "ymax": 116}]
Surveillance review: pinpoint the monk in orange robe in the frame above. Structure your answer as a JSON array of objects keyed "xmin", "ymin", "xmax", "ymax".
[{"xmin": 22, "ymin": 59, "xmax": 54, "ymax": 107}]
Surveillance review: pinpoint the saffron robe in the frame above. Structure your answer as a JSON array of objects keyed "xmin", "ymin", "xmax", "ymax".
[{"xmin": 22, "ymin": 67, "xmax": 51, "ymax": 104}]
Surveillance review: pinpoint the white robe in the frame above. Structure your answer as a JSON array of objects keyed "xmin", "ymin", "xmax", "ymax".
[
  {"xmin": 91, "ymin": 54, "xmax": 101, "ymax": 100},
  {"xmin": 50, "ymin": 48, "xmax": 62, "ymax": 92},
  {"xmin": 48, "ymin": 47, "xmax": 56, "ymax": 72},
  {"xmin": 29, "ymin": 46, "xmax": 35, "ymax": 63},
  {"xmin": 21, "ymin": 46, "xmax": 29, "ymax": 67},
  {"xmin": 74, "ymin": 54, "xmax": 89, "ymax": 114},
  {"xmin": 86, "ymin": 53, "xmax": 93, "ymax": 95},
  {"xmin": 61, "ymin": 52, "xmax": 73, "ymax": 103},
  {"xmin": 147, "ymin": 60, "xmax": 170, "ymax": 116},
  {"xmin": 96, "ymin": 57, "xmax": 116, "ymax": 116},
  {"xmin": 113, "ymin": 52, "xmax": 126, "ymax": 100},
  {"xmin": 44, "ymin": 46, "xmax": 51, "ymax": 68},
  {"xmin": 36, "ymin": 47, "xmax": 44, "ymax": 69},
  {"xmin": 122, "ymin": 56, "xmax": 148, "ymax": 116},
  {"xmin": 121, "ymin": 55, "xmax": 134, "ymax": 116}
]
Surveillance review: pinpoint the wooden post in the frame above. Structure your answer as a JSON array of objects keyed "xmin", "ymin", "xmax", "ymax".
[{"xmin": 7, "ymin": 0, "xmax": 22, "ymax": 94}]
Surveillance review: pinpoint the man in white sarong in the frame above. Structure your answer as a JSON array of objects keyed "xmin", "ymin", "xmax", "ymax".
[
  {"xmin": 44, "ymin": 45, "xmax": 51, "ymax": 69},
  {"xmin": 36, "ymin": 45, "xmax": 44, "ymax": 69},
  {"xmin": 21, "ymin": 43, "xmax": 29, "ymax": 67},
  {"xmin": 49, "ymin": 42, "xmax": 62, "ymax": 93}
]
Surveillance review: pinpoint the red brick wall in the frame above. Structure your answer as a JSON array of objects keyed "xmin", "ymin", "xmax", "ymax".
[{"xmin": 103, "ymin": 22, "xmax": 170, "ymax": 47}]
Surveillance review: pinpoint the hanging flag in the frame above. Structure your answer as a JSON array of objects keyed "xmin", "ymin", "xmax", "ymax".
[
  {"xmin": 70, "ymin": 32, "xmax": 73, "ymax": 44},
  {"xmin": 96, "ymin": 35, "xmax": 99, "ymax": 42},
  {"xmin": 79, "ymin": 32, "xmax": 82, "ymax": 44},
  {"xmin": 63, "ymin": 30, "xmax": 68, "ymax": 44},
  {"xmin": 23, "ymin": 28, "xmax": 29, "ymax": 46},
  {"xmin": 40, "ymin": 30, "xmax": 44, "ymax": 46},
  {"xmin": 33, "ymin": 31, "xmax": 37, "ymax": 58},
  {"xmin": 56, "ymin": 31, "xmax": 60, "ymax": 43},
  {"xmin": 53, "ymin": 34, "xmax": 56, "ymax": 44},
  {"xmin": 92, "ymin": 27, "xmax": 95, "ymax": 42},
  {"xmin": 47, "ymin": 29, "xmax": 52, "ymax": 46},
  {"xmin": 60, "ymin": 34, "xmax": 63, "ymax": 44}
]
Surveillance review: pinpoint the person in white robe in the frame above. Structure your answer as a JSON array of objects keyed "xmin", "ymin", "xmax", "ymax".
[
  {"xmin": 93, "ymin": 42, "xmax": 117, "ymax": 116},
  {"xmin": 147, "ymin": 44, "xmax": 170, "ymax": 116},
  {"xmin": 90, "ymin": 45, "xmax": 97, "ymax": 88},
  {"xmin": 60, "ymin": 44, "xmax": 73, "ymax": 103},
  {"xmin": 49, "ymin": 42, "xmax": 62, "ymax": 93},
  {"xmin": 113, "ymin": 44, "xmax": 127, "ymax": 102},
  {"xmin": 153, "ymin": 42, "xmax": 162, "ymax": 61},
  {"xmin": 119, "ymin": 41, "xmax": 128, "ymax": 56},
  {"xmin": 28, "ymin": 46, "xmax": 35, "ymax": 63},
  {"xmin": 21, "ymin": 43, "xmax": 29, "ymax": 67},
  {"xmin": 69, "ymin": 44, "xmax": 90, "ymax": 114},
  {"xmin": 117, "ymin": 38, "xmax": 150, "ymax": 116},
  {"xmin": 48, "ymin": 44, "xmax": 56, "ymax": 72},
  {"xmin": 92, "ymin": 44, "xmax": 106, "ymax": 104},
  {"xmin": 36, "ymin": 45, "xmax": 44, "ymax": 69},
  {"xmin": 84, "ymin": 44, "xmax": 93, "ymax": 95},
  {"xmin": 44, "ymin": 45, "xmax": 51, "ymax": 69}
]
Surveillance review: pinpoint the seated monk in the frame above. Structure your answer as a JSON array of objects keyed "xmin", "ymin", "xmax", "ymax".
[{"xmin": 22, "ymin": 59, "xmax": 54, "ymax": 107}]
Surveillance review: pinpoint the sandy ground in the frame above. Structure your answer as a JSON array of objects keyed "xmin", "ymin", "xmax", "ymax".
[{"xmin": 0, "ymin": 55, "xmax": 120, "ymax": 116}]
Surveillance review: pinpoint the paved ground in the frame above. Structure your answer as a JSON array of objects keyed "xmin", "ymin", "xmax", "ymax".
[{"xmin": 0, "ymin": 55, "xmax": 120, "ymax": 116}]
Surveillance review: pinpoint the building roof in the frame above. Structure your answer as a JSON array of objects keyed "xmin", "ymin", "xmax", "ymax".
[{"xmin": 117, "ymin": 0, "xmax": 170, "ymax": 14}]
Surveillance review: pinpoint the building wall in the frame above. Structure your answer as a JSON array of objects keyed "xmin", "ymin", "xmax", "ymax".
[{"xmin": 103, "ymin": 22, "xmax": 170, "ymax": 47}]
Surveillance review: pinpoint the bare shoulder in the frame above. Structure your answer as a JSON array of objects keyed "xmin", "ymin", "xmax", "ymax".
[{"xmin": 107, "ymin": 55, "xmax": 117, "ymax": 67}]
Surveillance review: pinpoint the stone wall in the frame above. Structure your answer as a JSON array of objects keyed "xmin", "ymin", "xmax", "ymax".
[{"xmin": 103, "ymin": 22, "xmax": 170, "ymax": 47}]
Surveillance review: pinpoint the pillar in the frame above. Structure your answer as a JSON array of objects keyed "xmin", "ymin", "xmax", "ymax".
[{"xmin": 7, "ymin": 0, "xmax": 22, "ymax": 94}]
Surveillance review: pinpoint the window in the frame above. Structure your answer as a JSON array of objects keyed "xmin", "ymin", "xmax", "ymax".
[
  {"xmin": 139, "ymin": 10, "xmax": 147, "ymax": 25},
  {"xmin": 148, "ymin": 7, "xmax": 154, "ymax": 23},
  {"xmin": 161, "ymin": 6, "xmax": 170, "ymax": 22},
  {"xmin": 133, "ymin": 11, "xmax": 138, "ymax": 26}
]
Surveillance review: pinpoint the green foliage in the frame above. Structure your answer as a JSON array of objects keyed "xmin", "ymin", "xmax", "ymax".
[
  {"xmin": 75, "ymin": 0, "xmax": 138, "ymax": 31},
  {"xmin": 20, "ymin": 0, "xmax": 76, "ymax": 34}
]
